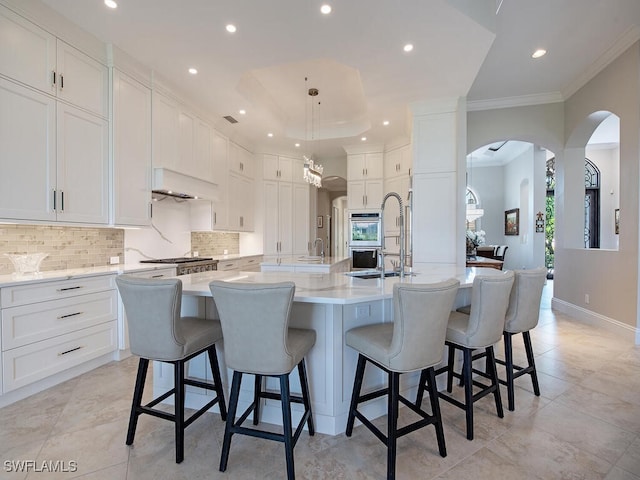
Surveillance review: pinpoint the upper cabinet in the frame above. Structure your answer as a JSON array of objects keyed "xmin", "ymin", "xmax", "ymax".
[
  {"xmin": 347, "ymin": 152, "xmax": 383, "ymax": 181},
  {"xmin": 263, "ymin": 155, "xmax": 294, "ymax": 182},
  {"xmin": 0, "ymin": 7, "xmax": 107, "ymax": 118},
  {"xmin": 229, "ymin": 141, "xmax": 255, "ymax": 179},
  {"xmin": 152, "ymin": 91, "xmax": 180, "ymax": 172},
  {"xmin": 112, "ymin": 69, "xmax": 151, "ymax": 226},
  {"xmin": 384, "ymin": 146, "xmax": 412, "ymax": 179}
]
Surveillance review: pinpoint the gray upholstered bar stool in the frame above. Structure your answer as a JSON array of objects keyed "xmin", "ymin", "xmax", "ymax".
[
  {"xmin": 458, "ymin": 268, "xmax": 546, "ymax": 411},
  {"xmin": 115, "ymin": 276, "xmax": 227, "ymax": 464},
  {"xmin": 209, "ymin": 281, "xmax": 315, "ymax": 480},
  {"xmin": 345, "ymin": 280, "xmax": 460, "ymax": 480},
  {"xmin": 431, "ymin": 271, "xmax": 514, "ymax": 441}
]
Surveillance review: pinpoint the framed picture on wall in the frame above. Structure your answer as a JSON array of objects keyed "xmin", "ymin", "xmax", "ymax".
[
  {"xmin": 615, "ymin": 208, "xmax": 620, "ymax": 234},
  {"xmin": 505, "ymin": 208, "xmax": 519, "ymax": 235}
]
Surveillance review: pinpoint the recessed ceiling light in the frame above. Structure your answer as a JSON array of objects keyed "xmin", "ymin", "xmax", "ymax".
[
  {"xmin": 188, "ymin": 67, "xmax": 198, "ymax": 75},
  {"xmin": 295, "ymin": 143, "xmax": 301, "ymax": 148},
  {"xmin": 320, "ymin": 4, "xmax": 332, "ymax": 14},
  {"xmin": 267, "ymin": 133, "xmax": 274, "ymax": 138},
  {"xmin": 403, "ymin": 44, "xmax": 414, "ymax": 53},
  {"xmin": 238, "ymin": 109, "xmax": 246, "ymax": 115},
  {"xmin": 532, "ymin": 48, "xmax": 547, "ymax": 59},
  {"xmin": 383, "ymin": 120, "xmax": 390, "ymax": 126},
  {"xmin": 104, "ymin": 0, "xmax": 117, "ymax": 8},
  {"xmin": 226, "ymin": 24, "xmax": 237, "ymax": 33},
  {"xmin": 361, "ymin": 137, "xmax": 367, "ymax": 141}
]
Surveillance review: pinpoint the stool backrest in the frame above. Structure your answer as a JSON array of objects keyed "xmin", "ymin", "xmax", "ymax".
[
  {"xmin": 116, "ymin": 276, "xmax": 184, "ymax": 361},
  {"xmin": 389, "ymin": 279, "xmax": 460, "ymax": 372},
  {"xmin": 466, "ymin": 271, "xmax": 515, "ymax": 347},
  {"xmin": 209, "ymin": 281, "xmax": 295, "ymax": 374},
  {"xmin": 504, "ymin": 268, "xmax": 546, "ymax": 333}
]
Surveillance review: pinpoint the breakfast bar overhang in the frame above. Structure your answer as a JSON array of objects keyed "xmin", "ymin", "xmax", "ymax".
[{"xmin": 151, "ymin": 267, "xmax": 504, "ymax": 435}]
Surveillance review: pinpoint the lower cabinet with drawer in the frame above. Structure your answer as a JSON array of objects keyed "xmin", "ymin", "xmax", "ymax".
[{"xmin": 0, "ymin": 274, "xmax": 118, "ymax": 396}]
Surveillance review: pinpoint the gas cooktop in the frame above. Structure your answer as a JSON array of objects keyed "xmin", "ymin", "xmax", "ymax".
[{"xmin": 140, "ymin": 257, "xmax": 213, "ymax": 264}]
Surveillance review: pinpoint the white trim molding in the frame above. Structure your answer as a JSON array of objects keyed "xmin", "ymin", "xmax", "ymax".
[{"xmin": 552, "ymin": 297, "xmax": 639, "ymax": 345}]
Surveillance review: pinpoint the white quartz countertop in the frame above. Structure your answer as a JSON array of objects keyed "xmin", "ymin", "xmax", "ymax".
[
  {"xmin": 179, "ymin": 266, "xmax": 506, "ymax": 305},
  {"xmin": 260, "ymin": 255, "xmax": 350, "ymax": 267},
  {"xmin": 0, "ymin": 263, "xmax": 174, "ymax": 288}
]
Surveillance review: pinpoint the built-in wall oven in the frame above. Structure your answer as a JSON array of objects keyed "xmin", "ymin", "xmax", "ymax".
[{"xmin": 348, "ymin": 212, "xmax": 382, "ymax": 269}]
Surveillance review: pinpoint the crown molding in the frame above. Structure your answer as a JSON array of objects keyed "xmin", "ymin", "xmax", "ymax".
[{"xmin": 466, "ymin": 92, "xmax": 563, "ymax": 112}]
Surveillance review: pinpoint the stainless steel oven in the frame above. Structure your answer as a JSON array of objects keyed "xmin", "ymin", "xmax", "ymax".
[
  {"xmin": 349, "ymin": 248, "xmax": 378, "ymax": 270},
  {"xmin": 348, "ymin": 212, "xmax": 382, "ymax": 248}
]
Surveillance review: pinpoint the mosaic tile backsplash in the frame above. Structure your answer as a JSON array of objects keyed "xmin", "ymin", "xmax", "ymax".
[
  {"xmin": 191, "ymin": 232, "xmax": 240, "ymax": 256},
  {"xmin": 0, "ymin": 225, "xmax": 124, "ymax": 275}
]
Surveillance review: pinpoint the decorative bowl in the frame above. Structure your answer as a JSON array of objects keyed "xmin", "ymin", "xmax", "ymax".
[{"xmin": 4, "ymin": 253, "xmax": 48, "ymax": 276}]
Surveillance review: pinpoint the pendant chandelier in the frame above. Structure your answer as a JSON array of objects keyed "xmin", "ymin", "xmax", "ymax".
[{"xmin": 303, "ymin": 78, "xmax": 323, "ymax": 188}]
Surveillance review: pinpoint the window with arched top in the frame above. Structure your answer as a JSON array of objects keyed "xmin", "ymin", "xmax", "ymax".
[
  {"xmin": 584, "ymin": 158, "xmax": 600, "ymax": 248},
  {"xmin": 466, "ymin": 187, "xmax": 480, "ymax": 231}
]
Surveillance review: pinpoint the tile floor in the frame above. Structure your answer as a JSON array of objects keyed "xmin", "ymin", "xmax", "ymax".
[{"xmin": 1, "ymin": 283, "xmax": 639, "ymax": 479}]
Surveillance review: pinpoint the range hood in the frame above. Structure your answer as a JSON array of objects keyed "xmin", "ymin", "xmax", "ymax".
[{"xmin": 152, "ymin": 168, "xmax": 218, "ymax": 200}]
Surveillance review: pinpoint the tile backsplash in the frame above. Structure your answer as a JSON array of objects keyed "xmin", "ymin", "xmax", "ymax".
[
  {"xmin": 0, "ymin": 225, "xmax": 124, "ymax": 275},
  {"xmin": 191, "ymin": 232, "xmax": 240, "ymax": 256}
]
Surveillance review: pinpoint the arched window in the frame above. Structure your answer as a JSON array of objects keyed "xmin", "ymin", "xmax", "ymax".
[{"xmin": 584, "ymin": 158, "xmax": 600, "ymax": 248}]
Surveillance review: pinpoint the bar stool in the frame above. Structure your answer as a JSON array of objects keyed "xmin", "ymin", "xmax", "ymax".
[
  {"xmin": 209, "ymin": 281, "xmax": 315, "ymax": 480},
  {"xmin": 432, "ymin": 271, "xmax": 514, "ymax": 441},
  {"xmin": 458, "ymin": 268, "xmax": 546, "ymax": 411},
  {"xmin": 115, "ymin": 276, "xmax": 227, "ymax": 464},
  {"xmin": 345, "ymin": 280, "xmax": 460, "ymax": 480}
]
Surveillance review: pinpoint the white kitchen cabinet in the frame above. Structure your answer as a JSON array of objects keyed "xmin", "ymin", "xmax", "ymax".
[
  {"xmin": 383, "ymin": 175, "xmax": 410, "ymax": 232},
  {"xmin": 292, "ymin": 183, "xmax": 311, "ymax": 254},
  {"xmin": 348, "ymin": 179, "xmax": 383, "ymax": 211},
  {"xmin": 347, "ymin": 152, "xmax": 383, "ymax": 181},
  {"xmin": 0, "ymin": 6, "xmax": 108, "ymax": 118},
  {"xmin": 229, "ymin": 141, "xmax": 255, "ymax": 179},
  {"xmin": 292, "ymin": 157, "xmax": 307, "ymax": 184},
  {"xmin": 56, "ymin": 102, "xmax": 109, "ymax": 224},
  {"xmin": 0, "ymin": 77, "xmax": 56, "ymax": 222},
  {"xmin": 210, "ymin": 130, "xmax": 229, "ymax": 230},
  {"xmin": 0, "ymin": 77, "xmax": 108, "ymax": 224},
  {"xmin": 264, "ymin": 180, "xmax": 310, "ymax": 256},
  {"xmin": 384, "ymin": 144, "xmax": 412, "ymax": 179},
  {"xmin": 0, "ymin": 274, "xmax": 118, "ymax": 393},
  {"xmin": 228, "ymin": 173, "xmax": 254, "ymax": 231},
  {"xmin": 178, "ymin": 110, "xmax": 196, "ymax": 176},
  {"xmin": 263, "ymin": 154, "xmax": 293, "ymax": 182},
  {"xmin": 152, "ymin": 90, "xmax": 180, "ymax": 172},
  {"xmin": 195, "ymin": 119, "xmax": 214, "ymax": 183},
  {"xmin": 112, "ymin": 69, "xmax": 151, "ymax": 226}
]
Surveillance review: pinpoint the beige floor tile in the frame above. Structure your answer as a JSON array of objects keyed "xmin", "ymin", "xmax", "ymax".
[
  {"xmin": 73, "ymin": 462, "xmax": 128, "ymax": 479},
  {"xmin": 605, "ymin": 466, "xmax": 640, "ymax": 480},
  {"xmin": 433, "ymin": 447, "xmax": 540, "ymax": 480},
  {"xmin": 615, "ymin": 436, "xmax": 640, "ymax": 477}
]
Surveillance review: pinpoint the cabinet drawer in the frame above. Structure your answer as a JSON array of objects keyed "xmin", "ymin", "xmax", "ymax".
[
  {"xmin": 1, "ymin": 274, "xmax": 115, "ymax": 308},
  {"xmin": 240, "ymin": 256, "xmax": 262, "ymax": 271},
  {"xmin": 2, "ymin": 290, "xmax": 117, "ymax": 350},
  {"xmin": 2, "ymin": 321, "xmax": 117, "ymax": 393},
  {"xmin": 217, "ymin": 260, "xmax": 239, "ymax": 271}
]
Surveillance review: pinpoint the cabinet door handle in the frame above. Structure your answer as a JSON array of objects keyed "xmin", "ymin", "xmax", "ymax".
[
  {"xmin": 57, "ymin": 286, "xmax": 82, "ymax": 292},
  {"xmin": 60, "ymin": 191, "xmax": 64, "ymax": 211},
  {"xmin": 150, "ymin": 202, "xmax": 153, "ymax": 218},
  {"xmin": 58, "ymin": 346, "xmax": 83, "ymax": 356},
  {"xmin": 213, "ymin": 211, "xmax": 217, "ymax": 225},
  {"xmin": 57, "ymin": 311, "xmax": 83, "ymax": 319},
  {"xmin": 53, "ymin": 189, "xmax": 57, "ymax": 211},
  {"xmin": 60, "ymin": 74, "xmax": 64, "ymax": 90},
  {"xmin": 151, "ymin": 274, "xmax": 164, "ymax": 278},
  {"xmin": 52, "ymin": 70, "xmax": 56, "ymax": 86}
]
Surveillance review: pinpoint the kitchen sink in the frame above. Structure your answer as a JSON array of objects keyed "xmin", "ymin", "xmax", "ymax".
[{"xmin": 345, "ymin": 270, "xmax": 415, "ymax": 279}]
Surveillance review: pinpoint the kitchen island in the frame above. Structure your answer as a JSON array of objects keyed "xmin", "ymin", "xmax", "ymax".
[
  {"xmin": 155, "ymin": 267, "xmax": 505, "ymax": 435},
  {"xmin": 260, "ymin": 255, "xmax": 350, "ymax": 273}
]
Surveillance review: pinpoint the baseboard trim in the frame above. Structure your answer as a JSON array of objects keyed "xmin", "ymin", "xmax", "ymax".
[{"xmin": 551, "ymin": 297, "xmax": 639, "ymax": 344}]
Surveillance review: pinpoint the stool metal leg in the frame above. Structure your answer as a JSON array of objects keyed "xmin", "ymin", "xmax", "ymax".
[
  {"xmin": 446, "ymin": 345, "xmax": 456, "ymax": 393},
  {"xmin": 415, "ymin": 368, "xmax": 428, "ymax": 408},
  {"xmin": 280, "ymin": 374, "xmax": 295, "ymax": 480},
  {"xmin": 298, "ymin": 359, "xmax": 315, "ymax": 435},
  {"xmin": 174, "ymin": 359, "xmax": 185, "ymax": 463},
  {"xmin": 462, "ymin": 348, "xmax": 474, "ymax": 440},
  {"xmin": 523, "ymin": 331, "xmax": 540, "ymax": 396},
  {"xmin": 346, "ymin": 354, "xmax": 367, "ymax": 437},
  {"xmin": 253, "ymin": 374, "xmax": 262, "ymax": 425},
  {"xmin": 387, "ymin": 371, "xmax": 400, "ymax": 480},
  {"xmin": 425, "ymin": 367, "xmax": 447, "ymax": 457},
  {"xmin": 486, "ymin": 346, "xmax": 504, "ymax": 419},
  {"xmin": 126, "ymin": 358, "xmax": 149, "ymax": 446},
  {"xmin": 220, "ymin": 371, "xmax": 242, "ymax": 472},
  {"xmin": 207, "ymin": 346, "xmax": 228, "ymax": 420},
  {"xmin": 503, "ymin": 332, "xmax": 515, "ymax": 411}
]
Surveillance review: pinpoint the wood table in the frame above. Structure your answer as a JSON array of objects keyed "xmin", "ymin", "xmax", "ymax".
[{"xmin": 465, "ymin": 256, "xmax": 504, "ymax": 270}]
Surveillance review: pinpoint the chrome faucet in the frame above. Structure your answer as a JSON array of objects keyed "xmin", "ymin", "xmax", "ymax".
[
  {"xmin": 380, "ymin": 192, "xmax": 405, "ymax": 278},
  {"xmin": 314, "ymin": 237, "xmax": 325, "ymax": 258}
]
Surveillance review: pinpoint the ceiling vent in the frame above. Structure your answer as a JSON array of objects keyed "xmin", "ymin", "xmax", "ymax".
[{"xmin": 223, "ymin": 115, "xmax": 238, "ymax": 124}]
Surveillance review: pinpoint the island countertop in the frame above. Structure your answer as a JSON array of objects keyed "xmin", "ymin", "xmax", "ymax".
[{"xmin": 178, "ymin": 266, "xmax": 505, "ymax": 305}]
